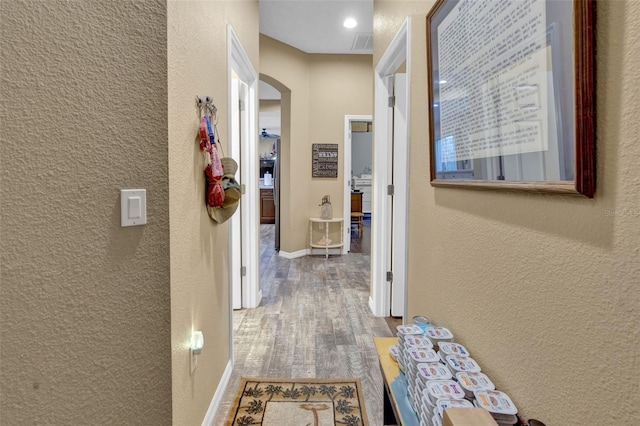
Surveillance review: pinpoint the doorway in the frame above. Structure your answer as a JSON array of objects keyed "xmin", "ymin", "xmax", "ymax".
[
  {"xmin": 259, "ymin": 73, "xmax": 292, "ymax": 255},
  {"xmin": 342, "ymin": 115, "xmax": 372, "ymax": 254},
  {"xmin": 258, "ymin": 80, "xmax": 281, "ymax": 250},
  {"xmin": 370, "ymin": 18, "xmax": 411, "ymax": 320}
]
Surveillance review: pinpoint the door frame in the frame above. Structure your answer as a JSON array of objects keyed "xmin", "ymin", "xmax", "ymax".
[
  {"xmin": 228, "ymin": 25, "xmax": 261, "ymax": 316},
  {"xmin": 343, "ymin": 114, "xmax": 372, "ymax": 254},
  {"xmin": 370, "ymin": 17, "xmax": 411, "ymax": 318}
]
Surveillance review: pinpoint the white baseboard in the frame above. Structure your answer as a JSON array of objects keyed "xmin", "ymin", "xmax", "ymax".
[
  {"xmin": 278, "ymin": 249, "xmax": 307, "ymax": 259},
  {"xmin": 202, "ymin": 359, "xmax": 233, "ymax": 426},
  {"xmin": 244, "ymin": 289, "xmax": 263, "ymax": 309},
  {"xmin": 369, "ymin": 296, "xmax": 381, "ymax": 317}
]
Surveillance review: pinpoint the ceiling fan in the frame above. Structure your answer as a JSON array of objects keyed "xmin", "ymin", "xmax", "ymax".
[{"xmin": 260, "ymin": 128, "xmax": 280, "ymax": 139}]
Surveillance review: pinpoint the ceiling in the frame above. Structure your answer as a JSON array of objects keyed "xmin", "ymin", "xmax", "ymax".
[
  {"xmin": 259, "ymin": 0, "xmax": 373, "ymax": 55},
  {"xmin": 259, "ymin": 1, "xmax": 373, "ymax": 132}
]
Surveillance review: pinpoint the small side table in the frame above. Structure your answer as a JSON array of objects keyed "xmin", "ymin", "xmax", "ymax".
[
  {"xmin": 374, "ymin": 337, "xmax": 420, "ymax": 426},
  {"xmin": 309, "ymin": 217, "xmax": 344, "ymax": 259}
]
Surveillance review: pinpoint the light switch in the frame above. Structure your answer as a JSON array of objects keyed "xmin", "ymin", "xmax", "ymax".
[
  {"xmin": 121, "ymin": 189, "xmax": 147, "ymax": 227},
  {"xmin": 128, "ymin": 197, "xmax": 141, "ymax": 219}
]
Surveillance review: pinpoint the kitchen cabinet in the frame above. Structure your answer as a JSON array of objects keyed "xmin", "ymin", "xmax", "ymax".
[{"xmin": 260, "ymin": 188, "xmax": 275, "ymax": 224}]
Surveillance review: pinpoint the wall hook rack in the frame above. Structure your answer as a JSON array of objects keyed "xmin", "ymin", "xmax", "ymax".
[{"xmin": 195, "ymin": 95, "xmax": 218, "ymax": 120}]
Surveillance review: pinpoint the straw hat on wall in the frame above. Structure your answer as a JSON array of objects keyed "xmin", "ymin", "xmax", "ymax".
[{"xmin": 208, "ymin": 157, "xmax": 241, "ymax": 224}]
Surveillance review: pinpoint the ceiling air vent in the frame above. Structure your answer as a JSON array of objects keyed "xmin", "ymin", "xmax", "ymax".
[{"xmin": 352, "ymin": 33, "xmax": 373, "ymax": 51}]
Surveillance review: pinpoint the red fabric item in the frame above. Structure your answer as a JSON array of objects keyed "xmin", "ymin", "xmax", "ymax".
[
  {"xmin": 209, "ymin": 142, "xmax": 224, "ymax": 178},
  {"xmin": 199, "ymin": 117, "xmax": 208, "ymax": 151},
  {"xmin": 207, "ymin": 180, "xmax": 225, "ymax": 207},
  {"xmin": 199, "ymin": 116, "xmax": 225, "ymax": 207}
]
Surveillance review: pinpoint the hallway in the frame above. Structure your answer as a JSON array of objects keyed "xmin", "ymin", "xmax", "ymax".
[{"xmin": 214, "ymin": 223, "xmax": 393, "ymax": 424}]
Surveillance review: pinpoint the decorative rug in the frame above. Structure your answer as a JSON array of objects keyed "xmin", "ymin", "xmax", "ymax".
[{"xmin": 224, "ymin": 377, "xmax": 369, "ymax": 426}]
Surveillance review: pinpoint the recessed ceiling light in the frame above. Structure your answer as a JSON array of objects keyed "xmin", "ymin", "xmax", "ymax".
[{"xmin": 343, "ymin": 18, "xmax": 357, "ymax": 29}]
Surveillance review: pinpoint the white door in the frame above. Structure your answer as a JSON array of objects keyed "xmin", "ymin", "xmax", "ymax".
[
  {"xmin": 391, "ymin": 73, "xmax": 408, "ymax": 317},
  {"xmin": 228, "ymin": 25, "xmax": 261, "ymax": 311}
]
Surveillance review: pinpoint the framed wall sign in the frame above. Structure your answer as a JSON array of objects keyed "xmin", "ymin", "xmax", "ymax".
[
  {"xmin": 312, "ymin": 143, "xmax": 339, "ymax": 178},
  {"xmin": 426, "ymin": 0, "xmax": 595, "ymax": 197}
]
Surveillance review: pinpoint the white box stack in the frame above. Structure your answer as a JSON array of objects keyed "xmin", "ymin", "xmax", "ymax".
[{"xmin": 389, "ymin": 319, "xmax": 522, "ymax": 426}]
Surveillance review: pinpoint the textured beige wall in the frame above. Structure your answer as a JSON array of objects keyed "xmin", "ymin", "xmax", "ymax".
[
  {"xmin": 260, "ymin": 36, "xmax": 373, "ymax": 253},
  {"xmin": 376, "ymin": 1, "xmax": 640, "ymax": 424},
  {"xmin": 309, "ymin": 54, "xmax": 374, "ymax": 227},
  {"xmin": 168, "ymin": 1, "xmax": 259, "ymax": 424},
  {"xmin": 374, "ymin": 1, "xmax": 432, "ymax": 62},
  {"xmin": 260, "ymin": 36, "xmax": 311, "ymax": 253},
  {"xmin": 1, "ymin": 1, "xmax": 171, "ymax": 424}
]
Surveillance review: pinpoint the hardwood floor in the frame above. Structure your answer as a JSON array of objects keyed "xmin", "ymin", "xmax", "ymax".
[
  {"xmin": 213, "ymin": 223, "xmax": 395, "ymax": 425},
  {"xmin": 349, "ymin": 214, "xmax": 371, "ymax": 254}
]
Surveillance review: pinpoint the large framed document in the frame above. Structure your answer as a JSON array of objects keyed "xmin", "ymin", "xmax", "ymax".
[{"xmin": 426, "ymin": 0, "xmax": 595, "ymax": 197}]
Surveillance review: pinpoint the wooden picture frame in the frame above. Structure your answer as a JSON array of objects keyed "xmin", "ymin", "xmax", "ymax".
[
  {"xmin": 312, "ymin": 143, "xmax": 339, "ymax": 178},
  {"xmin": 426, "ymin": 0, "xmax": 595, "ymax": 197}
]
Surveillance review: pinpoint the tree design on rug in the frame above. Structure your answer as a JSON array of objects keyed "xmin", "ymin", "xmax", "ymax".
[
  {"xmin": 235, "ymin": 415, "xmax": 256, "ymax": 426},
  {"xmin": 338, "ymin": 414, "xmax": 363, "ymax": 426},
  {"xmin": 245, "ymin": 399, "xmax": 263, "ymax": 415},
  {"xmin": 243, "ymin": 382, "xmax": 264, "ymax": 398},
  {"xmin": 299, "ymin": 403, "xmax": 330, "ymax": 426},
  {"xmin": 339, "ymin": 385, "xmax": 356, "ymax": 399},
  {"xmin": 318, "ymin": 384, "xmax": 337, "ymax": 400},
  {"xmin": 335, "ymin": 398, "xmax": 354, "ymax": 414},
  {"xmin": 282, "ymin": 383, "xmax": 302, "ymax": 399},
  {"xmin": 264, "ymin": 384, "xmax": 283, "ymax": 400},
  {"xmin": 300, "ymin": 385, "xmax": 317, "ymax": 401}
]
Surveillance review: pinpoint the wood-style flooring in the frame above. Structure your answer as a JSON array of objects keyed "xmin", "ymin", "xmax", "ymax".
[
  {"xmin": 349, "ymin": 214, "xmax": 371, "ymax": 254},
  {"xmin": 213, "ymin": 221, "xmax": 396, "ymax": 425}
]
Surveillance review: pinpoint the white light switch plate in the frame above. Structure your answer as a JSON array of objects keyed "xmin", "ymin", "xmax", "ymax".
[{"xmin": 121, "ymin": 189, "xmax": 147, "ymax": 227}]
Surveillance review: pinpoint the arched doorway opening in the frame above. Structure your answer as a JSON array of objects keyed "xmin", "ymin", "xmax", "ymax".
[{"xmin": 259, "ymin": 73, "xmax": 291, "ymax": 253}]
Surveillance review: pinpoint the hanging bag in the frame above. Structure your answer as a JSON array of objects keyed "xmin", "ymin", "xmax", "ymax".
[
  {"xmin": 201, "ymin": 116, "xmax": 224, "ymax": 207},
  {"xmin": 196, "ymin": 96, "xmax": 242, "ymax": 223}
]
